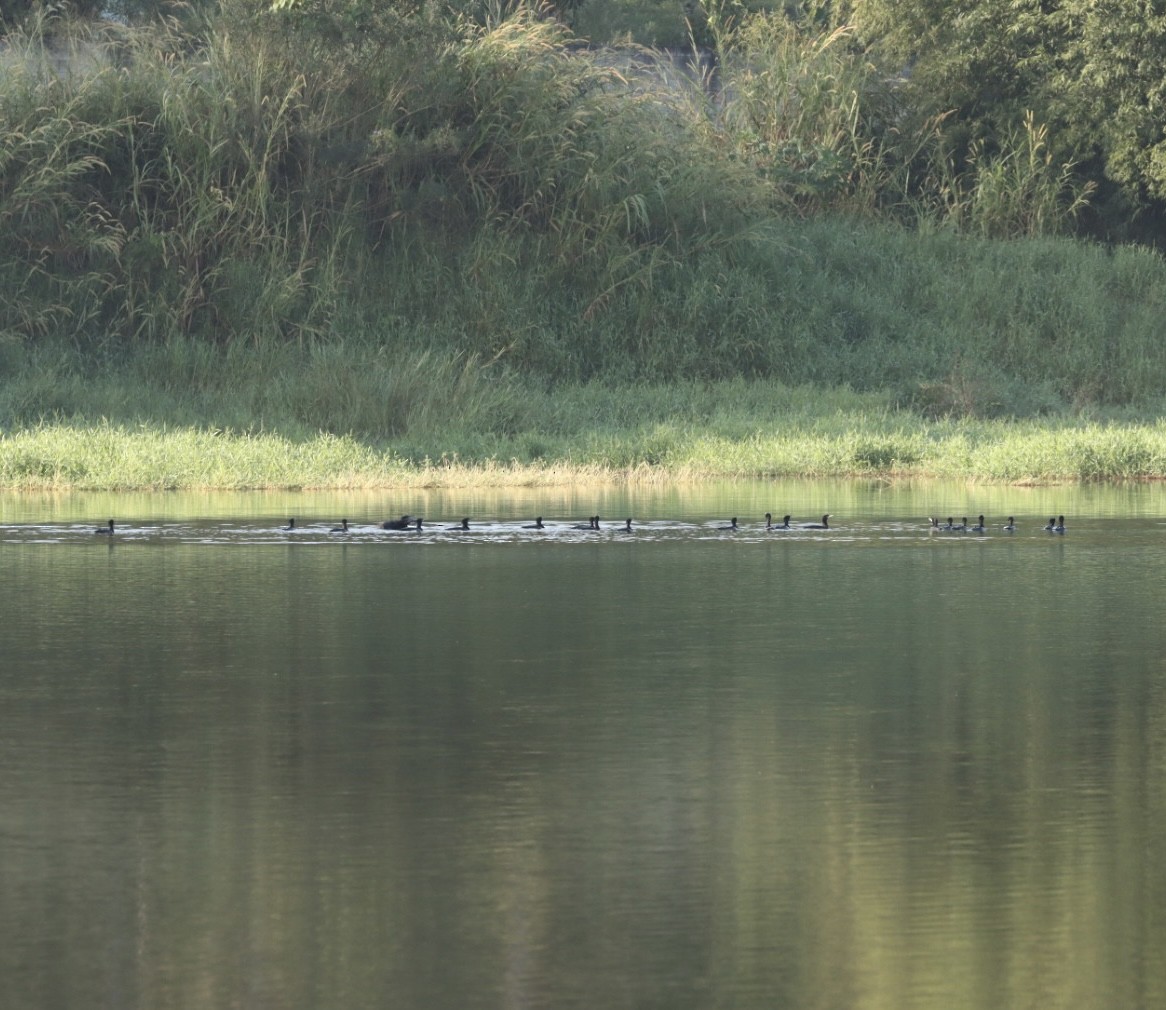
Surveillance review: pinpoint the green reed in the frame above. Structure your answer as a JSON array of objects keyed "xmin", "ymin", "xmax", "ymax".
[
  {"xmin": 5, "ymin": 206, "xmax": 1166, "ymax": 437},
  {"xmin": 0, "ymin": 8, "xmax": 1124, "ymax": 356},
  {"xmin": 3, "ymin": 7, "xmax": 1166, "ymax": 491},
  {"xmin": 6, "ymin": 380, "xmax": 1166, "ymax": 488}
]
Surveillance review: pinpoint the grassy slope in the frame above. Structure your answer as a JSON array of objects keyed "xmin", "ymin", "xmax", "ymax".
[
  {"xmin": 5, "ymin": 213, "xmax": 1166, "ymax": 489},
  {"xmin": 6, "ymin": 219, "xmax": 1166, "ymax": 487},
  {"xmin": 3, "ymin": 17, "xmax": 1166, "ymax": 489},
  {"xmin": 6, "ymin": 213, "xmax": 1166, "ymax": 488}
]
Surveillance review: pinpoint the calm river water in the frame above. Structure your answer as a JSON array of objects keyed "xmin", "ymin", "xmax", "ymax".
[{"xmin": 2, "ymin": 480, "xmax": 1165, "ymax": 1010}]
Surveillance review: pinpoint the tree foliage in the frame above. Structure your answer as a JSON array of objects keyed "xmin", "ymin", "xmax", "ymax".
[
  {"xmin": 1060, "ymin": 2, "xmax": 1166, "ymax": 202},
  {"xmin": 4, "ymin": 0, "xmax": 1166, "ymax": 246},
  {"xmin": 2, "ymin": 0, "xmax": 103, "ymax": 26},
  {"xmin": 849, "ymin": 0, "xmax": 1166, "ymax": 234}
]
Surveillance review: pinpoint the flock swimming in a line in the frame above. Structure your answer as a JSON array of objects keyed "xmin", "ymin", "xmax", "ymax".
[
  {"xmin": 86, "ymin": 513, "xmax": 1068, "ymax": 536},
  {"xmin": 930, "ymin": 514, "xmax": 1065, "ymax": 533}
]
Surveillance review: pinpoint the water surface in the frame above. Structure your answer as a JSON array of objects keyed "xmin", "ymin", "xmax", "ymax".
[{"xmin": 2, "ymin": 481, "xmax": 1164, "ymax": 1010}]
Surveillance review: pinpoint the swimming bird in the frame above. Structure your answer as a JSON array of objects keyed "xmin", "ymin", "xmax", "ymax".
[
  {"xmin": 951, "ymin": 517, "xmax": 968, "ymax": 532},
  {"xmin": 96, "ymin": 519, "xmax": 115, "ymax": 535},
  {"xmin": 523, "ymin": 517, "xmax": 545, "ymax": 530},
  {"xmin": 620, "ymin": 518, "xmax": 633, "ymax": 532},
  {"xmin": 718, "ymin": 518, "xmax": 738, "ymax": 531},
  {"xmin": 970, "ymin": 515, "xmax": 986, "ymax": 532},
  {"xmin": 1044, "ymin": 517, "xmax": 1057, "ymax": 532},
  {"xmin": 448, "ymin": 517, "xmax": 470, "ymax": 531},
  {"xmin": 928, "ymin": 516, "xmax": 941, "ymax": 530},
  {"xmin": 802, "ymin": 514, "xmax": 831, "ymax": 529},
  {"xmin": 572, "ymin": 516, "xmax": 598, "ymax": 530},
  {"xmin": 381, "ymin": 515, "xmax": 413, "ymax": 530},
  {"xmin": 942, "ymin": 517, "xmax": 955, "ymax": 530},
  {"xmin": 282, "ymin": 518, "xmax": 296, "ymax": 531},
  {"xmin": 1002, "ymin": 517, "xmax": 1016, "ymax": 531},
  {"xmin": 330, "ymin": 519, "xmax": 349, "ymax": 533},
  {"xmin": 769, "ymin": 514, "xmax": 792, "ymax": 530},
  {"xmin": 1054, "ymin": 515, "xmax": 1066, "ymax": 533}
]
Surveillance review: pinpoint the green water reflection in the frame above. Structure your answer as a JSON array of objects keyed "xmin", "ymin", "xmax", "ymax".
[{"xmin": 2, "ymin": 482, "xmax": 1165, "ymax": 1010}]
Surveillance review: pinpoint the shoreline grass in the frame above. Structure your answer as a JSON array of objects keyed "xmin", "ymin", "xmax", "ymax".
[
  {"xmin": 5, "ymin": 393, "xmax": 1166, "ymax": 490},
  {"xmin": 5, "ymin": 14, "xmax": 1166, "ymax": 494}
]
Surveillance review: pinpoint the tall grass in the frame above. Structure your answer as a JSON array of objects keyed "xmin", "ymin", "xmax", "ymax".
[
  {"xmin": 342, "ymin": 214, "xmax": 1166, "ymax": 411},
  {"xmin": 911, "ymin": 112, "xmax": 1095, "ymax": 239},
  {"xmin": 6, "ymin": 385, "xmax": 1166, "ymax": 488},
  {"xmin": 0, "ymin": 8, "xmax": 775, "ymax": 345},
  {"xmin": 8, "ymin": 212, "xmax": 1164, "ymax": 430},
  {"xmin": 1, "ymin": 2, "xmax": 1164, "ymax": 464},
  {"xmin": 715, "ymin": 14, "xmax": 900, "ymax": 214},
  {"xmin": 0, "ymin": 15, "xmax": 353, "ymax": 345},
  {"xmin": 703, "ymin": 7, "xmax": 1095, "ymax": 235},
  {"xmin": 0, "ymin": 18, "xmax": 126, "ymax": 339}
]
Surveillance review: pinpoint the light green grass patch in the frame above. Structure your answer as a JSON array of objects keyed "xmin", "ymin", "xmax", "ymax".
[{"xmin": 6, "ymin": 406, "xmax": 1166, "ymax": 489}]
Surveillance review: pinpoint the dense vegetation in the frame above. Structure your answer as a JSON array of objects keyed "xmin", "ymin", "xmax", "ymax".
[{"xmin": 2, "ymin": 0, "xmax": 1165, "ymax": 486}]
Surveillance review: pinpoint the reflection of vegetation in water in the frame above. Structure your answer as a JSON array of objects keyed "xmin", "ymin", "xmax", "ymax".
[{"xmin": 3, "ymin": 534, "xmax": 1165, "ymax": 1007}]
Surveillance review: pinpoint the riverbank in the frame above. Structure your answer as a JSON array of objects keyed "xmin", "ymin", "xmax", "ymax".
[
  {"xmin": 5, "ymin": 11, "xmax": 1166, "ymax": 496},
  {"xmin": 7, "ymin": 13, "xmax": 1166, "ymax": 493},
  {"xmin": 4, "ymin": 386, "xmax": 1166, "ymax": 489},
  {"xmin": 6, "ymin": 208, "xmax": 1166, "ymax": 490}
]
